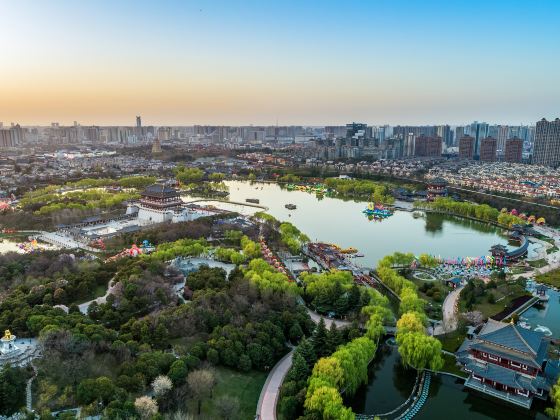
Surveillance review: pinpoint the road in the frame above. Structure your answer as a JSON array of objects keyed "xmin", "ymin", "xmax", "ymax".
[{"xmin": 434, "ymin": 286, "xmax": 463, "ymax": 335}]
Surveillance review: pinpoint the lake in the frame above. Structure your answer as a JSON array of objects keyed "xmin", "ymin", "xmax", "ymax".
[{"xmin": 187, "ymin": 180, "xmax": 510, "ymax": 268}]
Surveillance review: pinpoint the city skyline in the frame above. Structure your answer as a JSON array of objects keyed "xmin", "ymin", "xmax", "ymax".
[{"xmin": 1, "ymin": 0, "xmax": 559, "ymax": 125}]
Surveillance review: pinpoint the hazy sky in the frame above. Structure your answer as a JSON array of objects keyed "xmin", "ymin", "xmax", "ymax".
[{"xmin": 1, "ymin": 0, "xmax": 559, "ymax": 126}]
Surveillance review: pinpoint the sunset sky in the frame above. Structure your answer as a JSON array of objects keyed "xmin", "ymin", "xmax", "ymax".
[{"xmin": 1, "ymin": 0, "xmax": 559, "ymax": 126}]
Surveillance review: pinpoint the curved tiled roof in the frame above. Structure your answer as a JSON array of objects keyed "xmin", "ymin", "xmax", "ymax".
[{"xmin": 141, "ymin": 183, "xmax": 179, "ymax": 199}]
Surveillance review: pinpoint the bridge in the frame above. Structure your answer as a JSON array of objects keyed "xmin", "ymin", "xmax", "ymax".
[{"xmin": 181, "ymin": 197, "xmax": 269, "ymax": 211}]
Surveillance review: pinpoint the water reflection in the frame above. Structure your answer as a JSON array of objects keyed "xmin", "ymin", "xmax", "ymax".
[
  {"xmin": 212, "ymin": 181, "xmax": 510, "ymax": 267},
  {"xmin": 416, "ymin": 375, "xmax": 547, "ymax": 420},
  {"xmin": 347, "ymin": 345, "xmax": 415, "ymax": 415}
]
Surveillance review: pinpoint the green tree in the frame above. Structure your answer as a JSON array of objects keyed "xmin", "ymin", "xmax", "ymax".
[
  {"xmin": 313, "ymin": 318, "xmax": 329, "ymax": 357},
  {"xmin": 294, "ymin": 337, "xmax": 316, "ymax": 368},
  {"xmin": 286, "ymin": 353, "xmax": 310, "ymax": 383},
  {"xmin": 0, "ymin": 365, "xmax": 27, "ymax": 416}
]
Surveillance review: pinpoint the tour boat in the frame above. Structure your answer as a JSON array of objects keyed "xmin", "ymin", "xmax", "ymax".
[
  {"xmin": 285, "ymin": 204, "xmax": 297, "ymax": 210},
  {"xmin": 362, "ymin": 202, "xmax": 393, "ymax": 219}
]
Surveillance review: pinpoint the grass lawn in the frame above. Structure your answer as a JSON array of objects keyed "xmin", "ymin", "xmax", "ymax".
[
  {"xmin": 528, "ymin": 258, "xmax": 548, "ymax": 268},
  {"xmin": 440, "ymin": 354, "xmax": 468, "ymax": 378},
  {"xmin": 536, "ymin": 268, "xmax": 560, "ymax": 289},
  {"xmin": 94, "ymin": 283, "xmax": 107, "ymax": 298},
  {"xmin": 185, "ymin": 367, "xmax": 267, "ymax": 419},
  {"xmin": 547, "ymin": 246, "xmax": 559, "ymax": 254},
  {"xmin": 459, "ymin": 281, "xmax": 529, "ymax": 319},
  {"xmin": 437, "ymin": 329, "xmax": 467, "ymax": 353}
]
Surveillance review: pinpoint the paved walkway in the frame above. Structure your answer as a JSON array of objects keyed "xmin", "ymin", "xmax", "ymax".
[
  {"xmin": 434, "ymin": 286, "xmax": 463, "ymax": 335},
  {"xmin": 255, "ymin": 350, "xmax": 294, "ymax": 420},
  {"xmin": 306, "ymin": 308, "xmax": 351, "ymax": 329},
  {"xmin": 78, "ymin": 276, "xmax": 116, "ymax": 314}
]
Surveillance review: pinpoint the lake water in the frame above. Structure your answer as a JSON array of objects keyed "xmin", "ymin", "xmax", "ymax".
[
  {"xmin": 521, "ymin": 288, "xmax": 560, "ymax": 338},
  {"xmin": 190, "ymin": 180, "xmax": 510, "ymax": 268},
  {"xmin": 347, "ymin": 344, "xmax": 416, "ymax": 415},
  {"xmin": 415, "ymin": 375, "xmax": 547, "ymax": 420}
]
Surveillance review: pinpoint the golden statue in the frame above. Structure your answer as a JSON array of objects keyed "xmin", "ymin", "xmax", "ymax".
[{"xmin": 2, "ymin": 330, "xmax": 13, "ymax": 340}]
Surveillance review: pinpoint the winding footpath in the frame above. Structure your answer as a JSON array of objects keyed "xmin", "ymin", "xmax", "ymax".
[
  {"xmin": 434, "ymin": 285, "xmax": 463, "ymax": 335},
  {"xmin": 78, "ymin": 276, "xmax": 117, "ymax": 314},
  {"xmin": 255, "ymin": 310, "xmax": 350, "ymax": 420}
]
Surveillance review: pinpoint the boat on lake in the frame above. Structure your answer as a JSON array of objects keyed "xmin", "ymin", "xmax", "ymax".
[
  {"xmin": 362, "ymin": 202, "xmax": 393, "ymax": 219},
  {"xmin": 246, "ymin": 198, "xmax": 260, "ymax": 204},
  {"xmin": 285, "ymin": 203, "xmax": 297, "ymax": 210}
]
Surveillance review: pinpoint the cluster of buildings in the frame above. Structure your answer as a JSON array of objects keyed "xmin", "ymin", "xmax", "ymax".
[
  {"xmin": 302, "ymin": 158, "xmax": 432, "ymax": 178},
  {"xmin": 0, "ymin": 150, "xmax": 177, "ymax": 189},
  {"xmin": 458, "ymin": 135, "xmax": 524, "ymax": 163},
  {"xmin": 427, "ymin": 162, "xmax": 560, "ymax": 198}
]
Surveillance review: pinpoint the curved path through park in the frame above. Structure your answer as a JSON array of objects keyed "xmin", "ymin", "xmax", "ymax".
[
  {"xmin": 78, "ymin": 276, "xmax": 117, "ymax": 314},
  {"xmin": 434, "ymin": 285, "xmax": 463, "ymax": 336},
  {"xmin": 255, "ymin": 310, "xmax": 350, "ymax": 420}
]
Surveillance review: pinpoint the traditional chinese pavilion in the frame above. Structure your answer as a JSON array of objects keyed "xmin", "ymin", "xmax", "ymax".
[
  {"xmin": 127, "ymin": 183, "xmax": 189, "ymax": 224},
  {"xmin": 456, "ymin": 319, "xmax": 560, "ymax": 408},
  {"xmin": 426, "ymin": 177, "xmax": 448, "ymax": 201}
]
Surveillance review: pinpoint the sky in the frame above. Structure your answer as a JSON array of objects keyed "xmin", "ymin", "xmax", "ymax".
[{"xmin": 1, "ymin": 0, "xmax": 559, "ymax": 126}]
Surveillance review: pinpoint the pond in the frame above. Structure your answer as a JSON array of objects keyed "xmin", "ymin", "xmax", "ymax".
[
  {"xmin": 187, "ymin": 180, "xmax": 511, "ymax": 267},
  {"xmin": 346, "ymin": 344, "xmax": 416, "ymax": 416},
  {"xmin": 416, "ymin": 375, "xmax": 548, "ymax": 420},
  {"xmin": 521, "ymin": 288, "xmax": 560, "ymax": 338}
]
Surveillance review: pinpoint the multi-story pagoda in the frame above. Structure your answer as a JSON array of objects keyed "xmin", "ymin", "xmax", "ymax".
[
  {"xmin": 457, "ymin": 319, "xmax": 560, "ymax": 408},
  {"xmin": 140, "ymin": 184, "xmax": 182, "ymax": 210},
  {"xmin": 426, "ymin": 177, "xmax": 448, "ymax": 201},
  {"xmin": 127, "ymin": 183, "xmax": 190, "ymax": 224}
]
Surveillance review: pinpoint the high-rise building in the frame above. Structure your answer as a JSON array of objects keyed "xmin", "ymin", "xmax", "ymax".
[
  {"xmin": 496, "ymin": 125, "xmax": 510, "ymax": 156},
  {"xmin": 136, "ymin": 116, "xmax": 142, "ymax": 128},
  {"xmin": 0, "ymin": 130, "xmax": 13, "ymax": 148},
  {"xmin": 9, "ymin": 124, "xmax": 23, "ymax": 145},
  {"xmin": 533, "ymin": 118, "xmax": 560, "ymax": 166},
  {"xmin": 454, "ymin": 126, "xmax": 465, "ymax": 147},
  {"xmin": 458, "ymin": 135, "xmax": 475, "ymax": 159},
  {"xmin": 479, "ymin": 137, "xmax": 497, "ymax": 162},
  {"xmin": 504, "ymin": 137, "xmax": 523, "ymax": 163},
  {"xmin": 414, "ymin": 135, "xmax": 442, "ymax": 157},
  {"xmin": 467, "ymin": 121, "xmax": 489, "ymax": 156},
  {"xmin": 404, "ymin": 133, "xmax": 415, "ymax": 157},
  {"xmin": 437, "ymin": 125, "xmax": 453, "ymax": 148}
]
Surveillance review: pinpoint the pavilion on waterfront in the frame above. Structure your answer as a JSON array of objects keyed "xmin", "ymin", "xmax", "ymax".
[
  {"xmin": 456, "ymin": 319, "xmax": 560, "ymax": 408},
  {"xmin": 426, "ymin": 177, "xmax": 448, "ymax": 201}
]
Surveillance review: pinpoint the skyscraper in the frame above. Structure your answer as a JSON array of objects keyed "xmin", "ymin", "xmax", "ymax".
[
  {"xmin": 505, "ymin": 137, "xmax": 523, "ymax": 163},
  {"xmin": 437, "ymin": 125, "xmax": 453, "ymax": 148},
  {"xmin": 414, "ymin": 135, "xmax": 442, "ymax": 157},
  {"xmin": 467, "ymin": 121, "xmax": 489, "ymax": 157},
  {"xmin": 479, "ymin": 137, "xmax": 497, "ymax": 162},
  {"xmin": 496, "ymin": 125, "xmax": 510, "ymax": 156},
  {"xmin": 458, "ymin": 135, "xmax": 475, "ymax": 159},
  {"xmin": 136, "ymin": 116, "xmax": 142, "ymax": 128},
  {"xmin": 533, "ymin": 118, "xmax": 560, "ymax": 166},
  {"xmin": 455, "ymin": 126, "xmax": 465, "ymax": 146}
]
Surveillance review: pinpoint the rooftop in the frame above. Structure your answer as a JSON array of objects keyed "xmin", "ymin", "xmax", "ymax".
[{"xmin": 141, "ymin": 183, "xmax": 179, "ymax": 199}]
